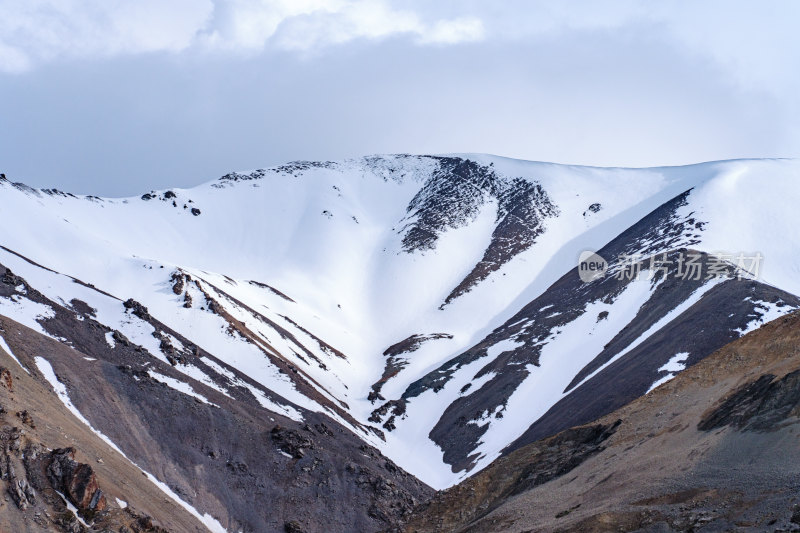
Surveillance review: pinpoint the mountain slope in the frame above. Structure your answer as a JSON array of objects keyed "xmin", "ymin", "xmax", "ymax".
[
  {"xmin": 1, "ymin": 154, "xmax": 799, "ymax": 503},
  {"xmin": 0, "ymin": 266, "xmax": 431, "ymax": 533},
  {"xmin": 0, "ymin": 314, "xmax": 213, "ymax": 533},
  {"xmin": 403, "ymin": 309, "xmax": 800, "ymax": 532}
]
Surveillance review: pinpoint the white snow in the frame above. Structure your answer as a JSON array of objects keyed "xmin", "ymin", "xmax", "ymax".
[
  {"xmin": 0, "ymin": 294, "xmax": 55, "ymax": 337},
  {"xmin": 56, "ymin": 490, "xmax": 91, "ymax": 527},
  {"xmin": 115, "ymin": 497, "xmax": 128, "ymax": 509},
  {"xmin": 0, "ymin": 334, "xmax": 29, "ymax": 373},
  {"xmin": 647, "ymin": 352, "xmax": 690, "ymax": 393},
  {"xmin": 140, "ymin": 469, "xmax": 228, "ymax": 533},
  {"xmin": 485, "ymin": 337, "xmax": 523, "ymax": 359},
  {"xmin": 570, "ymin": 278, "xmax": 724, "ymax": 392},
  {"xmin": 175, "ymin": 363, "xmax": 233, "ymax": 399},
  {"xmin": 735, "ymin": 299, "xmax": 793, "ymax": 336},
  {"xmin": 35, "ymin": 355, "xmax": 130, "ymax": 460},
  {"xmin": 104, "ymin": 331, "xmax": 116, "ymax": 348},
  {"xmin": 147, "ymin": 370, "xmax": 217, "ymax": 407},
  {"xmin": 449, "ymin": 275, "xmax": 661, "ymax": 485},
  {"xmin": 199, "ymin": 357, "xmax": 303, "ymax": 421},
  {"xmin": 676, "ymin": 159, "xmax": 800, "ymax": 296},
  {"xmin": 3, "ymin": 156, "xmax": 800, "ymax": 490}
]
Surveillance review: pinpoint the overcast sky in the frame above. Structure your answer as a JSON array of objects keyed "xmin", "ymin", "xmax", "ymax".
[{"xmin": 1, "ymin": 1, "xmax": 798, "ymax": 196}]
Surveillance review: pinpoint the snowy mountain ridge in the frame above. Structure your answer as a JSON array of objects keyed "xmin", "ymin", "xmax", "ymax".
[{"xmin": 2, "ymin": 155, "xmax": 799, "ymax": 493}]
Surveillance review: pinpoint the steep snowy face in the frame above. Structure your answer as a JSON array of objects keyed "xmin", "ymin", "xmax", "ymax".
[{"xmin": 1, "ymin": 155, "xmax": 799, "ymax": 490}]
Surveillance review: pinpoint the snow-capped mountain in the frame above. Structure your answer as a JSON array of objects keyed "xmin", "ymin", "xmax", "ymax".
[{"xmin": 1, "ymin": 154, "xmax": 799, "ymax": 511}]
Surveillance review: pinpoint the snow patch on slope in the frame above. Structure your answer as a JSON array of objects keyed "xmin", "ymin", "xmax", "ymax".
[
  {"xmin": 459, "ymin": 276, "xmax": 662, "ymax": 482},
  {"xmin": 0, "ymin": 294, "xmax": 55, "ymax": 337},
  {"xmin": 0, "ymin": 334, "xmax": 29, "ymax": 373},
  {"xmin": 571, "ymin": 277, "xmax": 724, "ymax": 392},
  {"xmin": 647, "ymin": 352, "xmax": 689, "ymax": 393},
  {"xmin": 200, "ymin": 357, "xmax": 303, "ymax": 422},
  {"xmin": 147, "ymin": 370, "xmax": 217, "ymax": 407},
  {"xmin": 735, "ymin": 298, "xmax": 793, "ymax": 336}
]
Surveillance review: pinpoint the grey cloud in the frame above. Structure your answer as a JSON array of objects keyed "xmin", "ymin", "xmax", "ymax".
[{"xmin": 0, "ymin": 1, "xmax": 796, "ymax": 196}]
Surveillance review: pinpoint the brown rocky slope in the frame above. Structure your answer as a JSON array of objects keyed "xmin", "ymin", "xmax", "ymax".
[
  {"xmin": 0, "ymin": 319, "xmax": 205, "ymax": 532},
  {"xmin": 403, "ymin": 310, "xmax": 800, "ymax": 532},
  {"xmin": 0, "ymin": 308, "xmax": 432, "ymax": 533}
]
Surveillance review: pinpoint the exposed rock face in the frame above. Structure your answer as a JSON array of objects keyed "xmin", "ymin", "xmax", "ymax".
[
  {"xmin": 398, "ymin": 157, "xmax": 558, "ymax": 306},
  {"xmin": 698, "ymin": 369, "xmax": 800, "ymax": 432},
  {"xmin": 369, "ymin": 333, "xmax": 453, "ymax": 403},
  {"xmin": 170, "ymin": 271, "xmax": 185, "ymax": 295},
  {"xmin": 47, "ymin": 447, "xmax": 107, "ymax": 519},
  {"xmin": 271, "ymin": 425, "xmax": 315, "ymax": 459},
  {"xmin": 1, "ymin": 267, "xmax": 24, "ymax": 287},
  {"xmin": 443, "ymin": 177, "xmax": 558, "ymax": 305},
  {"xmin": 123, "ymin": 298, "xmax": 150, "ymax": 320},
  {"xmin": 0, "ymin": 367, "xmax": 12, "ymax": 390},
  {"xmin": 0, "ymin": 425, "xmax": 37, "ymax": 512},
  {"xmin": 16, "ymin": 409, "xmax": 35, "ymax": 428},
  {"xmin": 505, "ymin": 421, "xmax": 621, "ymax": 498}
]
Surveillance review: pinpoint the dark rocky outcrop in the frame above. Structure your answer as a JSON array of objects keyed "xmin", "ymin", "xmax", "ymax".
[
  {"xmin": 698, "ymin": 370, "xmax": 800, "ymax": 432},
  {"xmin": 507, "ymin": 420, "xmax": 621, "ymax": 498},
  {"xmin": 170, "ymin": 272, "xmax": 185, "ymax": 295},
  {"xmin": 443, "ymin": 177, "xmax": 558, "ymax": 305},
  {"xmin": 47, "ymin": 447, "xmax": 108, "ymax": 519},
  {"xmin": 16, "ymin": 409, "xmax": 35, "ymax": 428},
  {"xmin": 270, "ymin": 425, "xmax": 315, "ymax": 459},
  {"xmin": 0, "ymin": 367, "xmax": 13, "ymax": 390},
  {"xmin": 123, "ymin": 298, "xmax": 150, "ymax": 320},
  {"xmin": 369, "ymin": 334, "xmax": 453, "ymax": 403},
  {"xmin": 397, "ymin": 157, "xmax": 558, "ymax": 306}
]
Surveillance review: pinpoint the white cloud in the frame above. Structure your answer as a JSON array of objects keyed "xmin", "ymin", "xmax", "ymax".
[
  {"xmin": 2, "ymin": 1, "xmax": 798, "ymax": 195},
  {"xmin": 417, "ymin": 17, "xmax": 485, "ymax": 45},
  {"xmin": 200, "ymin": 0, "xmax": 347, "ymax": 50},
  {"xmin": 0, "ymin": 0, "xmax": 486, "ymax": 72},
  {"xmin": 268, "ymin": 0, "xmax": 424, "ymax": 51},
  {"xmin": 0, "ymin": 0, "xmax": 214, "ymax": 71},
  {"xmin": 201, "ymin": 0, "xmax": 484, "ymax": 52},
  {"xmin": 649, "ymin": 1, "xmax": 800, "ymax": 97}
]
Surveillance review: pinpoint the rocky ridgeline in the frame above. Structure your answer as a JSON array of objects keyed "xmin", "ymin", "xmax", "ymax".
[{"xmin": 398, "ymin": 157, "xmax": 558, "ymax": 306}]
